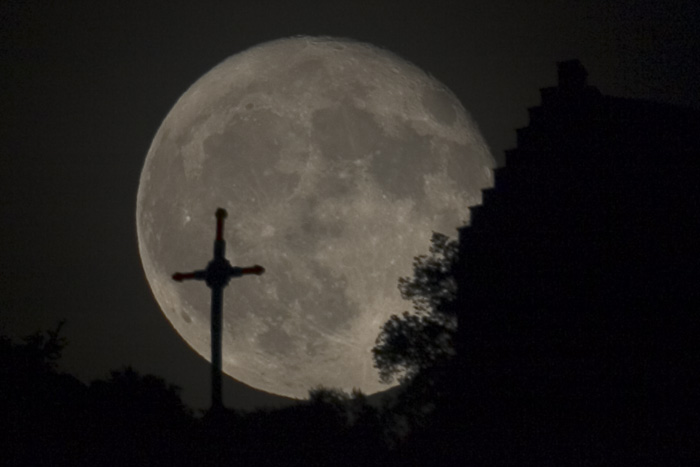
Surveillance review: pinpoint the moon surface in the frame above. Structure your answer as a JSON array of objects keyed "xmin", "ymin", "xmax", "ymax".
[{"xmin": 137, "ymin": 36, "xmax": 494, "ymax": 399}]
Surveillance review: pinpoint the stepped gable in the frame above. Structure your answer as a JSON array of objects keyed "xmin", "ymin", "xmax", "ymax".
[{"xmin": 450, "ymin": 60, "xmax": 700, "ymax": 460}]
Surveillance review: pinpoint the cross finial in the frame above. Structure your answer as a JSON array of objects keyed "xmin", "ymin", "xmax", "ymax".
[{"xmin": 172, "ymin": 208, "xmax": 264, "ymax": 412}]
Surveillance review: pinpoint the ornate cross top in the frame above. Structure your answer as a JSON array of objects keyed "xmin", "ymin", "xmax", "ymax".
[{"xmin": 172, "ymin": 208, "xmax": 264, "ymax": 412}]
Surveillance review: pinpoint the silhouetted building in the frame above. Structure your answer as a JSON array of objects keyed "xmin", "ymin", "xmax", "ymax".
[{"xmin": 450, "ymin": 60, "xmax": 700, "ymax": 464}]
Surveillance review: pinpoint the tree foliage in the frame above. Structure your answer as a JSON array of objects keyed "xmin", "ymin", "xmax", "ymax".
[
  {"xmin": 89, "ymin": 366, "xmax": 190, "ymax": 419},
  {"xmin": 372, "ymin": 232, "xmax": 458, "ymax": 384},
  {"xmin": 3, "ymin": 321, "xmax": 68, "ymax": 372}
]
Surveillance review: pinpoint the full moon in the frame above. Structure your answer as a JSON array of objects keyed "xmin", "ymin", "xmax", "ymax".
[{"xmin": 137, "ymin": 36, "xmax": 494, "ymax": 399}]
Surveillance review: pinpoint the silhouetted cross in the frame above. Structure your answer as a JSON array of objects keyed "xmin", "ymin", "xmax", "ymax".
[{"xmin": 172, "ymin": 208, "xmax": 264, "ymax": 412}]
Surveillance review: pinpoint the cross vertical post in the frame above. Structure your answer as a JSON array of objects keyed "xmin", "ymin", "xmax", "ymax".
[{"xmin": 172, "ymin": 208, "xmax": 265, "ymax": 412}]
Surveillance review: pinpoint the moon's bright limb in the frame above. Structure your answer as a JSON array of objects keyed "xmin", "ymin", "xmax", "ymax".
[{"xmin": 137, "ymin": 36, "xmax": 494, "ymax": 399}]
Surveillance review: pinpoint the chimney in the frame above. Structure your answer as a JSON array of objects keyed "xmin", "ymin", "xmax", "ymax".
[{"xmin": 557, "ymin": 60, "xmax": 588, "ymax": 91}]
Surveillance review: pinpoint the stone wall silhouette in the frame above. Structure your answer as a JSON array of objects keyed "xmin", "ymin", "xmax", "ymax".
[{"xmin": 450, "ymin": 60, "xmax": 700, "ymax": 463}]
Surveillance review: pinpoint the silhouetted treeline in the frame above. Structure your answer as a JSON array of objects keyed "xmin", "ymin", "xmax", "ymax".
[
  {"xmin": 1, "ymin": 326, "xmax": 400, "ymax": 467},
  {"xmin": 1, "ymin": 325, "xmax": 192, "ymax": 466}
]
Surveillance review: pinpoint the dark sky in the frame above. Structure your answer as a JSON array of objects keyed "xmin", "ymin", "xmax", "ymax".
[{"xmin": 1, "ymin": 0, "xmax": 698, "ymax": 411}]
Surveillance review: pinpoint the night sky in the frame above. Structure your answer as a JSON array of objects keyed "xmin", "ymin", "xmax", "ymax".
[{"xmin": 1, "ymin": 0, "xmax": 698, "ymax": 411}]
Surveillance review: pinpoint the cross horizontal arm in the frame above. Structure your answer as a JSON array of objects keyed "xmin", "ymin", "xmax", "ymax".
[
  {"xmin": 238, "ymin": 265, "xmax": 265, "ymax": 276},
  {"xmin": 172, "ymin": 270, "xmax": 207, "ymax": 282}
]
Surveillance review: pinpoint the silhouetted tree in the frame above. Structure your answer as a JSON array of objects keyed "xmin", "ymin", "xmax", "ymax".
[
  {"xmin": 1, "ymin": 321, "xmax": 67, "ymax": 376},
  {"xmin": 0, "ymin": 323, "xmax": 91, "ymax": 467},
  {"xmin": 372, "ymin": 232, "xmax": 458, "ymax": 384},
  {"xmin": 89, "ymin": 366, "xmax": 190, "ymax": 418},
  {"xmin": 308, "ymin": 386, "xmax": 351, "ymax": 406},
  {"xmin": 304, "ymin": 387, "xmax": 387, "ymax": 467},
  {"xmin": 83, "ymin": 367, "xmax": 193, "ymax": 466},
  {"xmin": 200, "ymin": 386, "xmax": 389, "ymax": 467},
  {"xmin": 308, "ymin": 387, "xmax": 383, "ymax": 430}
]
